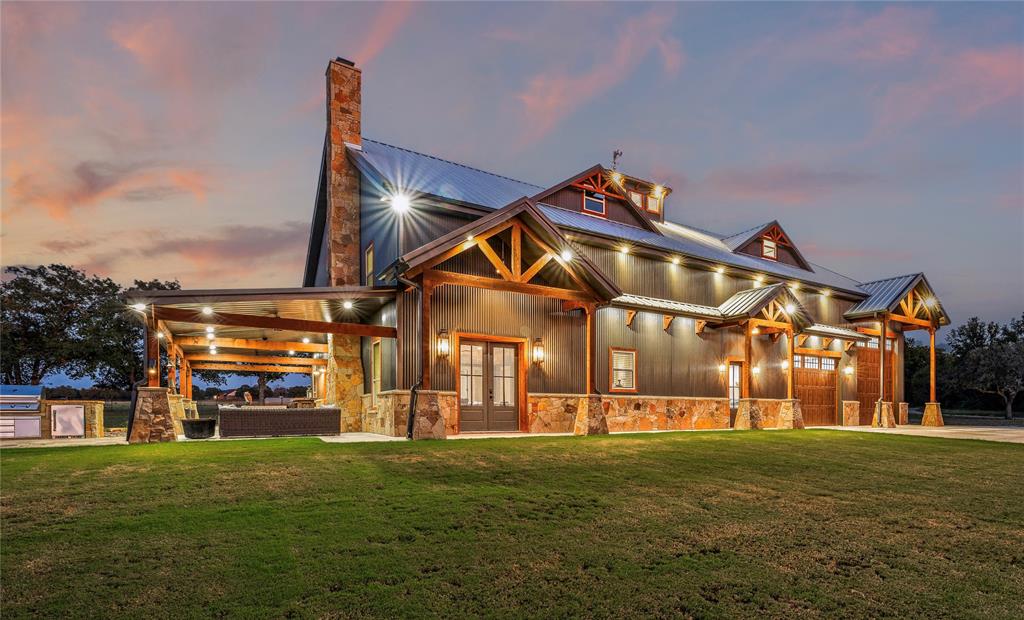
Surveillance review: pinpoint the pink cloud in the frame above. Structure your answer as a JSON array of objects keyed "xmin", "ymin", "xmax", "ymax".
[
  {"xmin": 353, "ymin": 2, "xmax": 417, "ymax": 67},
  {"xmin": 515, "ymin": 6, "xmax": 685, "ymax": 146}
]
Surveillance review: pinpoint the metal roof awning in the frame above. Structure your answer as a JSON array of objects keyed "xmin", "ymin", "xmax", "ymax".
[
  {"xmin": 802, "ymin": 324, "xmax": 871, "ymax": 342},
  {"xmin": 611, "ymin": 294, "xmax": 722, "ymax": 320}
]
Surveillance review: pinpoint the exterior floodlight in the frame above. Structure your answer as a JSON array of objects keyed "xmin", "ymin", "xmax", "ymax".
[
  {"xmin": 785, "ymin": 304, "xmax": 796, "ymax": 315},
  {"xmin": 206, "ymin": 326, "xmax": 215, "ymax": 334},
  {"xmin": 619, "ymin": 245, "xmax": 630, "ymax": 255},
  {"xmin": 206, "ymin": 333, "xmax": 215, "ymax": 341},
  {"xmin": 131, "ymin": 303, "xmax": 146, "ymax": 312},
  {"xmin": 390, "ymin": 193, "xmax": 411, "ymax": 213},
  {"xmin": 157, "ymin": 332, "xmax": 164, "ymax": 339},
  {"xmin": 925, "ymin": 297, "xmax": 936, "ymax": 307},
  {"xmin": 209, "ymin": 347, "xmax": 217, "ymax": 355},
  {"xmin": 302, "ymin": 337, "xmax": 311, "ymax": 344},
  {"xmin": 821, "ymin": 289, "xmax": 831, "ymax": 297},
  {"xmin": 343, "ymin": 300, "xmax": 354, "ymax": 310},
  {"xmin": 671, "ymin": 256, "xmax": 681, "ymax": 265},
  {"xmin": 201, "ymin": 306, "xmax": 213, "ymax": 316},
  {"xmin": 560, "ymin": 249, "xmax": 573, "ymax": 262},
  {"xmin": 716, "ymin": 266, "xmax": 725, "ymax": 274},
  {"xmin": 288, "ymin": 350, "xmax": 295, "ymax": 356},
  {"xmin": 844, "ymin": 365, "xmax": 855, "ymax": 376}
]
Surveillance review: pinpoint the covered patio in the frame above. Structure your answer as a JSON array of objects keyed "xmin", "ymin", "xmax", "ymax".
[{"xmin": 125, "ymin": 286, "xmax": 397, "ymax": 442}]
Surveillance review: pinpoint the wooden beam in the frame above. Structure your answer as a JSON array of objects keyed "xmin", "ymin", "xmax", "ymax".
[
  {"xmin": 786, "ymin": 328, "xmax": 795, "ymax": 399},
  {"xmin": 153, "ymin": 306, "xmax": 396, "ymax": 338},
  {"xmin": 888, "ymin": 313, "xmax": 932, "ymax": 328},
  {"xmin": 796, "ymin": 347, "xmax": 842, "ymax": 358},
  {"xmin": 749, "ymin": 318, "xmax": 792, "ymax": 330},
  {"xmin": 878, "ymin": 316, "xmax": 888, "ymax": 406},
  {"xmin": 625, "ymin": 310, "xmax": 637, "ymax": 327},
  {"xmin": 424, "ymin": 269, "xmax": 594, "ymax": 302},
  {"xmin": 177, "ymin": 337, "xmax": 328, "ymax": 353},
  {"xmin": 856, "ymin": 326, "xmax": 898, "ymax": 339},
  {"xmin": 191, "ymin": 363, "xmax": 314, "ymax": 374},
  {"xmin": 146, "ymin": 322, "xmax": 160, "ymax": 387},
  {"xmin": 796, "ymin": 335, "xmax": 808, "ymax": 348},
  {"xmin": 476, "ymin": 237, "xmax": 515, "ymax": 281},
  {"xmin": 185, "ymin": 353, "xmax": 326, "ymax": 366},
  {"xmin": 520, "ymin": 254, "xmax": 552, "ymax": 284},
  {"xmin": 742, "ymin": 322, "xmax": 752, "ymax": 399},
  {"xmin": 511, "ymin": 223, "xmax": 521, "ymax": 279},
  {"xmin": 929, "ymin": 327, "xmax": 937, "ymax": 402},
  {"xmin": 663, "ymin": 315, "xmax": 674, "ymax": 331},
  {"xmin": 822, "ymin": 338, "xmax": 834, "ymax": 350},
  {"xmin": 584, "ymin": 303, "xmax": 596, "ymax": 394}
]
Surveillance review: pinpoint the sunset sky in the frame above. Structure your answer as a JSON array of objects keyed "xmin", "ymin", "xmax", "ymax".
[{"xmin": 3, "ymin": 1, "xmax": 1023, "ymax": 336}]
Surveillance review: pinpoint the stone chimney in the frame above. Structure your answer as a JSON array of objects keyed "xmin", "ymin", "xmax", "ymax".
[{"xmin": 325, "ymin": 57, "xmax": 362, "ymax": 286}]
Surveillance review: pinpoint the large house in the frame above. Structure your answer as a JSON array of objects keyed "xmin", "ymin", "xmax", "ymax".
[{"xmin": 126, "ymin": 58, "xmax": 948, "ymax": 442}]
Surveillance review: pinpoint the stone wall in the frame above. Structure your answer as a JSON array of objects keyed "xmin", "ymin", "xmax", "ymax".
[
  {"xmin": 841, "ymin": 400, "xmax": 860, "ymax": 426},
  {"xmin": 37, "ymin": 400, "xmax": 105, "ymax": 439},
  {"xmin": 734, "ymin": 399, "xmax": 804, "ymax": 430},
  {"xmin": 528, "ymin": 394, "xmax": 584, "ymax": 433},
  {"xmin": 602, "ymin": 395, "xmax": 731, "ymax": 432},
  {"xmin": 922, "ymin": 402, "xmax": 944, "ymax": 427},
  {"xmin": 360, "ymin": 390, "xmax": 455, "ymax": 438},
  {"xmin": 325, "ymin": 58, "xmax": 362, "ymax": 286},
  {"xmin": 325, "ymin": 334, "xmax": 364, "ymax": 432},
  {"xmin": 167, "ymin": 394, "xmax": 186, "ymax": 435},
  {"xmin": 128, "ymin": 387, "xmax": 177, "ymax": 443},
  {"xmin": 897, "ymin": 402, "xmax": 909, "ymax": 425},
  {"xmin": 871, "ymin": 401, "xmax": 896, "ymax": 428}
]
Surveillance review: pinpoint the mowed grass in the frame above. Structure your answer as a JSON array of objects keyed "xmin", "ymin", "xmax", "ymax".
[{"xmin": 2, "ymin": 432, "xmax": 1023, "ymax": 619}]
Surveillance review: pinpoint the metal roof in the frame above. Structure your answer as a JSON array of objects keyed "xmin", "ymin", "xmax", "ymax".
[
  {"xmin": 539, "ymin": 205, "xmax": 867, "ymax": 295},
  {"xmin": 611, "ymin": 294, "xmax": 723, "ymax": 319},
  {"xmin": 352, "ymin": 139, "xmax": 542, "ymax": 210},
  {"xmin": 803, "ymin": 324, "xmax": 871, "ymax": 342},
  {"xmin": 717, "ymin": 283, "xmax": 814, "ymax": 329},
  {"xmin": 721, "ymin": 222, "xmax": 773, "ymax": 250},
  {"xmin": 844, "ymin": 273, "xmax": 950, "ymax": 325}
]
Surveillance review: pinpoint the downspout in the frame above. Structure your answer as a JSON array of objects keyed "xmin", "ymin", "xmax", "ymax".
[{"xmin": 398, "ymin": 270, "xmax": 422, "ymax": 440}]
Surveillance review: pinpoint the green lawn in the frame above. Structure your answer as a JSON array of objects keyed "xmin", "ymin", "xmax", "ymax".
[{"xmin": 2, "ymin": 432, "xmax": 1023, "ymax": 619}]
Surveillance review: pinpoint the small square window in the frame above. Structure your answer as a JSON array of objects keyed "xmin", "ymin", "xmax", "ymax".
[
  {"xmin": 793, "ymin": 355, "xmax": 802, "ymax": 368},
  {"xmin": 821, "ymin": 357, "xmax": 836, "ymax": 371},
  {"xmin": 629, "ymin": 190, "xmax": 644, "ymax": 208},
  {"xmin": 583, "ymin": 190, "xmax": 606, "ymax": 215},
  {"xmin": 762, "ymin": 239, "xmax": 777, "ymax": 260},
  {"xmin": 610, "ymin": 348, "xmax": 637, "ymax": 392},
  {"xmin": 646, "ymin": 194, "xmax": 661, "ymax": 215}
]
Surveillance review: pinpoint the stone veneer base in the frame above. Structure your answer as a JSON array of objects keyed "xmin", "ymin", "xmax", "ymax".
[
  {"xmin": 841, "ymin": 401, "xmax": 860, "ymax": 426},
  {"xmin": 921, "ymin": 402, "xmax": 944, "ymax": 427},
  {"xmin": 871, "ymin": 401, "xmax": 897, "ymax": 428},
  {"xmin": 734, "ymin": 399, "xmax": 805, "ymax": 430},
  {"xmin": 129, "ymin": 387, "xmax": 177, "ymax": 443}
]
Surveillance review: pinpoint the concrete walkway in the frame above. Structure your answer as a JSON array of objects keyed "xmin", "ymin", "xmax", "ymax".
[{"xmin": 823, "ymin": 425, "xmax": 1024, "ymax": 444}]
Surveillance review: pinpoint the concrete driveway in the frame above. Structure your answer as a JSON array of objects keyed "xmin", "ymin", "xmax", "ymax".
[{"xmin": 824, "ymin": 425, "xmax": 1024, "ymax": 444}]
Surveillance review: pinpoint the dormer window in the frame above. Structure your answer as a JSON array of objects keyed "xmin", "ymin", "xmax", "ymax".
[
  {"xmin": 582, "ymin": 190, "xmax": 606, "ymax": 216},
  {"xmin": 762, "ymin": 239, "xmax": 777, "ymax": 260},
  {"xmin": 646, "ymin": 193, "xmax": 662, "ymax": 215},
  {"xmin": 629, "ymin": 190, "xmax": 643, "ymax": 208}
]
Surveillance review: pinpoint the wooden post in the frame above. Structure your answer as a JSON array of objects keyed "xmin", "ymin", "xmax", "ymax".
[
  {"xmin": 167, "ymin": 352, "xmax": 177, "ymax": 394},
  {"xmin": 929, "ymin": 327, "xmax": 937, "ymax": 402},
  {"xmin": 421, "ymin": 282, "xmax": 432, "ymax": 390},
  {"xmin": 878, "ymin": 316, "xmax": 887, "ymax": 404},
  {"xmin": 145, "ymin": 323, "xmax": 160, "ymax": 387},
  {"xmin": 742, "ymin": 322, "xmax": 752, "ymax": 399},
  {"xmin": 786, "ymin": 328, "xmax": 795, "ymax": 399}
]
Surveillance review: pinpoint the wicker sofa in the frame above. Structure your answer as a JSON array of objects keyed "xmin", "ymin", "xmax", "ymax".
[{"xmin": 218, "ymin": 407, "xmax": 341, "ymax": 438}]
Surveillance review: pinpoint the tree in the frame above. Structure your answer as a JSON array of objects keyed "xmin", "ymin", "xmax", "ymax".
[
  {"xmin": 1, "ymin": 265, "xmax": 122, "ymax": 385},
  {"xmin": 957, "ymin": 341, "xmax": 1024, "ymax": 419}
]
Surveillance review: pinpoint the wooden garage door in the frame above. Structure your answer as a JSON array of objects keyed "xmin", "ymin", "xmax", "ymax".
[
  {"xmin": 856, "ymin": 345, "xmax": 893, "ymax": 425},
  {"xmin": 795, "ymin": 355, "xmax": 837, "ymax": 426}
]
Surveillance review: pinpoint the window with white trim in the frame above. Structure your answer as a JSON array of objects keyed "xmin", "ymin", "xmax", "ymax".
[
  {"xmin": 646, "ymin": 194, "xmax": 662, "ymax": 215},
  {"xmin": 610, "ymin": 348, "xmax": 637, "ymax": 392},
  {"xmin": 762, "ymin": 239, "xmax": 777, "ymax": 260},
  {"xmin": 583, "ymin": 190, "xmax": 606, "ymax": 215},
  {"xmin": 629, "ymin": 190, "xmax": 643, "ymax": 208},
  {"xmin": 728, "ymin": 362, "xmax": 742, "ymax": 408}
]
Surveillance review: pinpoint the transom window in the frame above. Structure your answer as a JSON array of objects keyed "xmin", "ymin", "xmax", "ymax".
[
  {"xmin": 583, "ymin": 190, "xmax": 606, "ymax": 215},
  {"xmin": 762, "ymin": 239, "xmax": 777, "ymax": 260},
  {"xmin": 609, "ymin": 348, "xmax": 637, "ymax": 392}
]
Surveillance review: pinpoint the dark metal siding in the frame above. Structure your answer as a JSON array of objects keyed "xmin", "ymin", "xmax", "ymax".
[
  {"xmin": 397, "ymin": 288, "xmax": 421, "ymax": 390},
  {"xmin": 429, "ymin": 286, "xmax": 586, "ymax": 394},
  {"xmin": 362, "ymin": 301, "xmax": 398, "ymax": 393},
  {"xmin": 544, "ymin": 187, "xmax": 650, "ymax": 229},
  {"xmin": 360, "ymin": 173, "xmax": 398, "ymax": 285},
  {"xmin": 402, "ymin": 208, "xmax": 478, "ymax": 254}
]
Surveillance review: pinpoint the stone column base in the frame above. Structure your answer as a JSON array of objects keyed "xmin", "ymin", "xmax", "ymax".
[
  {"xmin": 841, "ymin": 401, "xmax": 860, "ymax": 426},
  {"xmin": 573, "ymin": 396, "xmax": 608, "ymax": 435},
  {"xmin": 167, "ymin": 394, "xmax": 186, "ymax": 435},
  {"xmin": 871, "ymin": 401, "xmax": 896, "ymax": 428},
  {"xmin": 411, "ymin": 392, "xmax": 446, "ymax": 440},
  {"xmin": 129, "ymin": 387, "xmax": 177, "ymax": 443},
  {"xmin": 922, "ymin": 402, "xmax": 944, "ymax": 427},
  {"xmin": 779, "ymin": 399, "xmax": 805, "ymax": 429},
  {"xmin": 897, "ymin": 402, "xmax": 909, "ymax": 425}
]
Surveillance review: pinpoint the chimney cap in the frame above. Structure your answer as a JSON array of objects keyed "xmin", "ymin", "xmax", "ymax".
[{"xmin": 334, "ymin": 56, "xmax": 356, "ymax": 67}]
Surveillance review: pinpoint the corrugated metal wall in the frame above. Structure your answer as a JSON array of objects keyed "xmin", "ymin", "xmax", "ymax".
[
  {"xmin": 401, "ymin": 208, "xmax": 477, "ymax": 254},
  {"xmin": 362, "ymin": 300, "xmax": 398, "ymax": 393},
  {"xmin": 428, "ymin": 286, "xmax": 586, "ymax": 394}
]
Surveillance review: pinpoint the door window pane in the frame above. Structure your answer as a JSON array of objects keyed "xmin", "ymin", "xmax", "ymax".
[
  {"xmin": 729, "ymin": 363, "xmax": 741, "ymax": 408},
  {"xmin": 492, "ymin": 346, "xmax": 516, "ymax": 407},
  {"xmin": 460, "ymin": 343, "xmax": 484, "ymax": 406}
]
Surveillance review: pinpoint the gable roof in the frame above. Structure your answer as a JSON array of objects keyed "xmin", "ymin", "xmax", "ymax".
[
  {"xmin": 844, "ymin": 273, "xmax": 950, "ymax": 325},
  {"xmin": 720, "ymin": 220, "xmax": 812, "ymax": 270},
  {"xmin": 529, "ymin": 164, "xmax": 661, "ymax": 233},
  {"xmin": 398, "ymin": 197, "xmax": 622, "ymax": 302},
  {"xmin": 717, "ymin": 283, "xmax": 814, "ymax": 330}
]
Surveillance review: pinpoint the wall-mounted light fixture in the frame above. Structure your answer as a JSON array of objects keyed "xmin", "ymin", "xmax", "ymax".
[
  {"xmin": 784, "ymin": 304, "xmax": 796, "ymax": 315},
  {"xmin": 437, "ymin": 329, "xmax": 451, "ymax": 357},
  {"xmin": 751, "ymin": 327, "xmax": 760, "ymax": 335},
  {"xmin": 752, "ymin": 366, "xmax": 761, "ymax": 375},
  {"xmin": 202, "ymin": 306, "xmax": 213, "ymax": 316},
  {"xmin": 718, "ymin": 363, "xmax": 727, "ymax": 373},
  {"xmin": 843, "ymin": 365, "xmax": 855, "ymax": 376},
  {"xmin": 342, "ymin": 300, "xmax": 354, "ymax": 310},
  {"xmin": 131, "ymin": 303, "xmax": 146, "ymax": 312},
  {"xmin": 532, "ymin": 338, "xmax": 545, "ymax": 364},
  {"xmin": 781, "ymin": 360, "xmax": 789, "ymax": 370}
]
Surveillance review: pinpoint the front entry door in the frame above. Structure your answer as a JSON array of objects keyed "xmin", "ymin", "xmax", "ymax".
[{"xmin": 459, "ymin": 341, "xmax": 519, "ymax": 432}]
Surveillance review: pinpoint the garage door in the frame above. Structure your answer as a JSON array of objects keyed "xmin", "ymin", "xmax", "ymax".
[
  {"xmin": 856, "ymin": 344, "xmax": 893, "ymax": 425},
  {"xmin": 794, "ymin": 354, "xmax": 837, "ymax": 426}
]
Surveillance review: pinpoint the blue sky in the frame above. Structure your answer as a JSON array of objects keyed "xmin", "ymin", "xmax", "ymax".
[{"xmin": 2, "ymin": 2, "xmax": 1022, "ymax": 388}]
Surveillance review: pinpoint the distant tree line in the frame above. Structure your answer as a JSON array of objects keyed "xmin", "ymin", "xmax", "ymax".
[
  {"xmin": 41, "ymin": 384, "xmax": 310, "ymax": 401},
  {"xmin": 905, "ymin": 314, "xmax": 1023, "ymax": 418},
  {"xmin": 0, "ymin": 264, "xmax": 306, "ymax": 402}
]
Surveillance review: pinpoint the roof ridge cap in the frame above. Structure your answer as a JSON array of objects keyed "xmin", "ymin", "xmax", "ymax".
[
  {"xmin": 361, "ymin": 138, "xmax": 544, "ymax": 188},
  {"xmin": 859, "ymin": 272, "xmax": 922, "ymax": 285}
]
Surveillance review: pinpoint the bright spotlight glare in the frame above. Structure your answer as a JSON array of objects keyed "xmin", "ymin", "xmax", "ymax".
[
  {"xmin": 390, "ymin": 193, "xmax": 411, "ymax": 213},
  {"xmin": 130, "ymin": 303, "xmax": 146, "ymax": 312},
  {"xmin": 302, "ymin": 337, "xmax": 311, "ymax": 344},
  {"xmin": 560, "ymin": 249, "xmax": 573, "ymax": 262},
  {"xmin": 201, "ymin": 306, "xmax": 213, "ymax": 316},
  {"xmin": 343, "ymin": 301, "xmax": 354, "ymax": 310}
]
